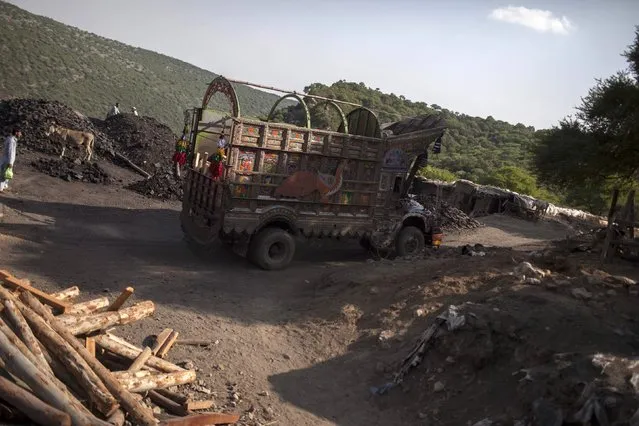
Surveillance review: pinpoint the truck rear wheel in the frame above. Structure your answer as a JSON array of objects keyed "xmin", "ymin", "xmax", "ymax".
[
  {"xmin": 396, "ymin": 226, "xmax": 425, "ymax": 257},
  {"xmin": 249, "ymin": 228, "xmax": 296, "ymax": 270}
]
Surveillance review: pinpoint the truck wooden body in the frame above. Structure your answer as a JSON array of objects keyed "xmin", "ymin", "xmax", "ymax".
[{"xmin": 179, "ymin": 77, "xmax": 446, "ymax": 270}]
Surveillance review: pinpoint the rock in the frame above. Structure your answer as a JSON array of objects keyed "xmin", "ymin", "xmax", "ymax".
[
  {"xmin": 179, "ymin": 360, "xmax": 195, "ymax": 370},
  {"xmin": 433, "ymin": 381, "xmax": 445, "ymax": 392},
  {"xmin": 283, "ymin": 353, "xmax": 291, "ymax": 360},
  {"xmin": 369, "ymin": 286, "xmax": 379, "ymax": 295},
  {"xmin": 258, "ymin": 391, "xmax": 269, "ymax": 397},
  {"xmin": 572, "ymin": 287, "xmax": 593, "ymax": 300},
  {"xmin": 532, "ymin": 398, "xmax": 563, "ymax": 426},
  {"xmin": 231, "ymin": 392, "xmax": 240, "ymax": 401},
  {"xmin": 414, "ymin": 308, "xmax": 425, "ymax": 317},
  {"xmin": 514, "ymin": 262, "xmax": 546, "ymax": 281},
  {"xmin": 611, "ymin": 275, "xmax": 637, "ymax": 286},
  {"xmin": 630, "ymin": 289, "xmax": 639, "ymax": 297},
  {"xmin": 524, "ymin": 278, "xmax": 541, "ymax": 285},
  {"xmin": 607, "ymin": 289, "xmax": 617, "ymax": 297},
  {"xmin": 152, "ymin": 406, "xmax": 162, "ymax": 415},
  {"xmin": 445, "ymin": 356, "xmax": 455, "ymax": 364}
]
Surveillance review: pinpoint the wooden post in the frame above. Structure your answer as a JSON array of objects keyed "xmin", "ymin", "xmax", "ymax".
[
  {"xmin": 156, "ymin": 330, "xmax": 179, "ymax": 359},
  {"xmin": 19, "ymin": 292, "xmax": 158, "ymax": 426},
  {"xmin": 58, "ymin": 300, "xmax": 155, "ymax": 335},
  {"xmin": 2, "ymin": 299, "xmax": 54, "ymax": 376},
  {"xmin": 155, "ymin": 388, "xmax": 189, "ymax": 405},
  {"xmin": 608, "ymin": 188, "xmax": 620, "ymax": 225},
  {"xmin": 128, "ymin": 347, "xmax": 153, "ymax": 372},
  {"xmin": 94, "ymin": 334, "xmax": 184, "ymax": 373},
  {"xmin": 152, "ymin": 329, "xmax": 173, "ymax": 356},
  {"xmin": 86, "ymin": 336, "xmax": 96, "ymax": 357},
  {"xmin": 49, "ymin": 287, "xmax": 80, "ymax": 301},
  {"xmin": 108, "ymin": 287, "xmax": 135, "ymax": 311},
  {"xmin": 113, "ymin": 370, "xmax": 196, "ymax": 392},
  {"xmin": 0, "ymin": 375, "xmax": 72, "ymax": 426},
  {"xmin": 148, "ymin": 390, "xmax": 190, "ymax": 416},
  {"xmin": 185, "ymin": 400, "xmax": 215, "ymax": 411},
  {"xmin": 0, "ymin": 271, "xmax": 71, "ymax": 313},
  {"xmin": 64, "ymin": 297, "xmax": 110, "ymax": 316}
]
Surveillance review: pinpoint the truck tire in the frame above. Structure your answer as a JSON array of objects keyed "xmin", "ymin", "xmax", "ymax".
[
  {"xmin": 395, "ymin": 226, "xmax": 425, "ymax": 257},
  {"xmin": 249, "ymin": 228, "xmax": 296, "ymax": 270}
]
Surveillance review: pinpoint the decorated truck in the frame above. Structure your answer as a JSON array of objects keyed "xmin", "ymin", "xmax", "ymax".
[{"xmin": 178, "ymin": 76, "xmax": 447, "ymax": 270}]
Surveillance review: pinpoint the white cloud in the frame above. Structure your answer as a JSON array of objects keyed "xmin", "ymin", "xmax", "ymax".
[{"xmin": 489, "ymin": 6, "xmax": 576, "ymax": 35}]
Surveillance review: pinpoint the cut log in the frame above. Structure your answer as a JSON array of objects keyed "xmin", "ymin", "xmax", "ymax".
[
  {"xmin": 107, "ymin": 408, "xmax": 125, "ymax": 426},
  {"xmin": 2, "ymin": 299, "xmax": 53, "ymax": 377},
  {"xmin": 128, "ymin": 346, "xmax": 153, "ymax": 372},
  {"xmin": 58, "ymin": 300, "xmax": 155, "ymax": 335},
  {"xmin": 108, "ymin": 287, "xmax": 135, "ymax": 311},
  {"xmin": 64, "ymin": 297, "xmax": 110, "ymax": 316},
  {"xmin": 4, "ymin": 292, "xmax": 119, "ymax": 417},
  {"xmin": 114, "ymin": 370, "xmax": 196, "ymax": 393},
  {"xmin": 185, "ymin": 400, "xmax": 215, "ymax": 411},
  {"xmin": 0, "ymin": 271, "xmax": 71, "ymax": 313},
  {"xmin": 95, "ymin": 333, "xmax": 184, "ymax": 373},
  {"xmin": 114, "ymin": 151, "xmax": 151, "ymax": 179},
  {"xmin": 49, "ymin": 287, "xmax": 80, "ymax": 301},
  {"xmin": 155, "ymin": 388, "xmax": 189, "ymax": 405},
  {"xmin": 148, "ymin": 390, "xmax": 189, "ymax": 416},
  {"xmin": 20, "ymin": 292, "xmax": 157, "ymax": 426},
  {"xmin": 0, "ymin": 322, "xmax": 108, "ymax": 426},
  {"xmin": 159, "ymin": 413, "xmax": 240, "ymax": 425},
  {"xmin": 152, "ymin": 328, "xmax": 173, "ymax": 355},
  {"xmin": 0, "ymin": 375, "xmax": 71, "ymax": 426},
  {"xmin": 157, "ymin": 330, "xmax": 179, "ymax": 359},
  {"xmin": 86, "ymin": 336, "xmax": 96, "ymax": 357}
]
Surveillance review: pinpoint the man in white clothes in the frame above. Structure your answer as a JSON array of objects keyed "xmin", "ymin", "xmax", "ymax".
[
  {"xmin": 132, "ymin": 106, "xmax": 139, "ymax": 116},
  {"xmin": 0, "ymin": 128, "xmax": 21, "ymax": 192}
]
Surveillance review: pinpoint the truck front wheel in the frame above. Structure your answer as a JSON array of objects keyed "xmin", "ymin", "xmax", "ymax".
[
  {"xmin": 249, "ymin": 228, "xmax": 296, "ymax": 270},
  {"xmin": 396, "ymin": 226, "xmax": 425, "ymax": 257}
]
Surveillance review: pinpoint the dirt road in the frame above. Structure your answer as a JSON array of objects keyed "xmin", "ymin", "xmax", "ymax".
[{"xmin": 0, "ymin": 164, "xmax": 586, "ymax": 425}]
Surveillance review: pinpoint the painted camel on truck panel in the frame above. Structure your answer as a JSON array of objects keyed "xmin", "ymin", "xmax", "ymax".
[{"xmin": 274, "ymin": 160, "xmax": 348, "ymax": 203}]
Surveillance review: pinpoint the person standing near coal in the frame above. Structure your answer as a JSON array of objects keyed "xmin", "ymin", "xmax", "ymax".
[{"xmin": 0, "ymin": 128, "xmax": 21, "ymax": 192}]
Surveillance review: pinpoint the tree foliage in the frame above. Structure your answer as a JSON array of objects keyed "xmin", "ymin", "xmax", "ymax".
[
  {"xmin": 533, "ymin": 26, "xmax": 639, "ymax": 213},
  {"xmin": 418, "ymin": 166, "xmax": 458, "ymax": 183}
]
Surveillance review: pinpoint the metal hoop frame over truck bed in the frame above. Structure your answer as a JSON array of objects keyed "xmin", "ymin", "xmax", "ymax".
[{"xmin": 180, "ymin": 76, "xmax": 447, "ymax": 270}]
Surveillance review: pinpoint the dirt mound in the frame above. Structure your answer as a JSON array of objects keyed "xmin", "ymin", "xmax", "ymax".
[
  {"xmin": 92, "ymin": 114, "xmax": 177, "ymax": 173},
  {"xmin": 126, "ymin": 168, "xmax": 183, "ymax": 201},
  {"xmin": 0, "ymin": 98, "xmax": 108, "ymax": 157},
  {"xmin": 31, "ymin": 157, "xmax": 112, "ymax": 184},
  {"xmin": 301, "ymin": 244, "xmax": 639, "ymax": 425}
]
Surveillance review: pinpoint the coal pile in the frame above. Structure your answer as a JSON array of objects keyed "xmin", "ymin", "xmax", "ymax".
[
  {"xmin": 93, "ymin": 114, "xmax": 177, "ymax": 173},
  {"xmin": 0, "ymin": 98, "xmax": 109, "ymax": 157},
  {"xmin": 31, "ymin": 157, "xmax": 112, "ymax": 184},
  {"xmin": 126, "ymin": 168, "xmax": 183, "ymax": 201},
  {"xmin": 418, "ymin": 197, "xmax": 483, "ymax": 232}
]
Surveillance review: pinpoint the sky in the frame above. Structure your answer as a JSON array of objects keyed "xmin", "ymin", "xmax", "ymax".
[{"xmin": 6, "ymin": 0, "xmax": 639, "ymax": 129}]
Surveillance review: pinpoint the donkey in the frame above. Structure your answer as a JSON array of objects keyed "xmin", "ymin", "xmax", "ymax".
[{"xmin": 45, "ymin": 124, "xmax": 95, "ymax": 162}]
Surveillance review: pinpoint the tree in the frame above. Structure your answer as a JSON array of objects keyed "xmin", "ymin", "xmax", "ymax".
[
  {"xmin": 485, "ymin": 166, "xmax": 538, "ymax": 195},
  {"xmin": 419, "ymin": 166, "xmax": 458, "ymax": 182},
  {"xmin": 534, "ymin": 26, "xmax": 639, "ymax": 199}
]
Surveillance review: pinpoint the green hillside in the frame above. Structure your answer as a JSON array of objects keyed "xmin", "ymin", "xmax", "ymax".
[
  {"xmin": 269, "ymin": 81, "xmax": 539, "ymax": 183},
  {"xmin": 0, "ymin": 1, "xmax": 289, "ymax": 131}
]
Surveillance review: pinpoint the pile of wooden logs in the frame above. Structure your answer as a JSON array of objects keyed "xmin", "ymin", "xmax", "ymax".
[{"xmin": 0, "ymin": 270, "xmax": 240, "ymax": 426}]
